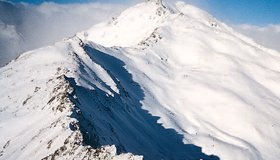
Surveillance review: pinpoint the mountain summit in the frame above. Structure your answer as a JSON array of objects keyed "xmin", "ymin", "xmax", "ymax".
[{"xmin": 1, "ymin": 1, "xmax": 280, "ymax": 160}]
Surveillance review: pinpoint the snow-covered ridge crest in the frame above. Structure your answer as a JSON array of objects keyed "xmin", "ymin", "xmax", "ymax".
[
  {"xmin": 0, "ymin": 34, "xmax": 218, "ymax": 159},
  {"xmin": 0, "ymin": 37, "xmax": 143, "ymax": 159},
  {"xmin": 1, "ymin": 0, "xmax": 280, "ymax": 160}
]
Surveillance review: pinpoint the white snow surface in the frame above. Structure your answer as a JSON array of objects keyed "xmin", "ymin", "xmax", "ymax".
[{"xmin": 1, "ymin": 1, "xmax": 280, "ymax": 160}]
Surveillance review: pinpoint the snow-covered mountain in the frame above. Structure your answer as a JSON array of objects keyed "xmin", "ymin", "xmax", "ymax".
[{"xmin": 1, "ymin": 1, "xmax": 280, "ymax": 160}]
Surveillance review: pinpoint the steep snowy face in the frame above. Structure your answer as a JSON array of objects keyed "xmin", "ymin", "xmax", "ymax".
[
  {"xmin": 79, "ymin": 1, "xmax": 280, "ymax": 160},
  {"xmin": 1, "ymin": 1, "xmax": 280, "ymax": 160}
]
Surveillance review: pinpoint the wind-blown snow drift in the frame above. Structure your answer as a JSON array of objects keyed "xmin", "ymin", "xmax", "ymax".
[{"xmin": 1, "ymin": 1, "xmax": 280, "ymax": 160}]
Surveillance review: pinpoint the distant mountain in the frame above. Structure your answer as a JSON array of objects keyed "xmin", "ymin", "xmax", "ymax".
[{"xmin": 1, "ymin": 1, "xmax": 280, "ymax": 160}]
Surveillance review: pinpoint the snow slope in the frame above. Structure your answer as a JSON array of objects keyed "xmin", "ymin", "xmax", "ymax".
[
  {"xmin": 1, "ymin": 1, "xmax": 280, "ymax": 160},
  {"xmin": 0, "ymin": 38, "xmax": 142, "ymax": 160}
]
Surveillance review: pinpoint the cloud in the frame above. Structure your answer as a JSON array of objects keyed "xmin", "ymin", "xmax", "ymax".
[
  {"xmin": 0, "ymin": 20, "xmax": 22, "ymax": 65},
  {"xmin": 233, "ymin": 24, "xmax": 280, "ymax": 52},
  {"xmin": 0, "ymin": 1, "xmax": 129, "ymax": 66}
]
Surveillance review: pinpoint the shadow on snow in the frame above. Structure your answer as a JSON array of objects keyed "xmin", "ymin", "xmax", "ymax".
[{"xmin": 67, "ymin": 43, "xmax": 220, "ymax": 160}]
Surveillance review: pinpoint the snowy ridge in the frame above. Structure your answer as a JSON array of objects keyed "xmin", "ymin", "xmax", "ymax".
[
  {"xmin": 0, "ymin": 38, "xmax": 142, "ymax": 160},
  {"xmin": 1, "ymin": 1, "xmax": 280, "ymax": 160}
]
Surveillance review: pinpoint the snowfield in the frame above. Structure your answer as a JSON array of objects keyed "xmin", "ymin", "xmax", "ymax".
[{"xmin": 1, "ymin": 1, "xmax": 280, "ymax": 160}]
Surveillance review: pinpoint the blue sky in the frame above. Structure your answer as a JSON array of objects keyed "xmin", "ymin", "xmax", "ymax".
[
  {"xmin": 6, "ymin": 0, "xmax": 280, "ymax": 25},
  {"xmin": 8, "ymin": 0, "xmax": 134, "ymax": 4},
  {"xmin": 186, "ymin": 0, "xmax": 280, "ymax": 25}
]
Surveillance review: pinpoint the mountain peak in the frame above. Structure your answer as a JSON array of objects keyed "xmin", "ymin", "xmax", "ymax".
[
  {"xmin": 79, "ymin": 1, "xmax": 171, "ymax": 47},
  {"xmin": 1, "ymin": 1, "xmax": 280, "ymax": 160},
  {"xmin": 146, "ymin": 0, "xmax": 163, "ymax": 5}
]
